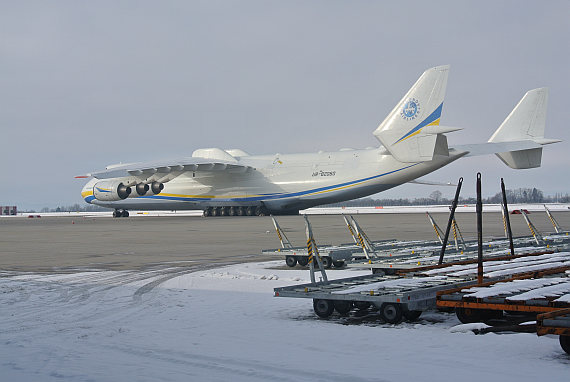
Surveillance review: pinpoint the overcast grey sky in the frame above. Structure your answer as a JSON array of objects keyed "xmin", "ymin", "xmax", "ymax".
[{"xmin": 1, "ymin": 1, "xmax": 569, "ymax": 210}]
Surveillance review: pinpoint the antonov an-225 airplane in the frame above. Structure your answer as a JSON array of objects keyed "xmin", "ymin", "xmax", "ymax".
[{"xmin": 79, "ymin": 65, "xmax": 560, "ymax": 217}]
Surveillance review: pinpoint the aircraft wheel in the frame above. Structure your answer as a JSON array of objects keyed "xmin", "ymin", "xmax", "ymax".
[
  {"xmin": 236, "ymin": 207, "xmax": 244, "ymax": 216},
  {"xmin": 560, "ymin": 335, "xmax": 570, "ymax": 355},
  {"xmin": 203, "ymin": 208, "xmax": 211, "ymax": 217},
  {"xmin": 220, "ymin": 207, "xmax": 228, "ymax": 216},
  {"xmin": 121, "ymin": 210, "xmax": 129, "ymax": 217},
  {"xmin": 285, "ymin": 256, "xmax": 297, "ymax": 267},
  {"xmin": 313, "ymin": 299, "xmax": 334, "ymax": 318},
  {"xmin": 255, "ymin": 206, "xmax": 266, "ymax": 216},
  {"xmin": 380, "ymin": 303, "xmax": 403, "ymax": 324},
  {"xmin": 211, "ymin": 207, "xmax": 219, "ymax": 217},
  {"xmin": 228, "ymin": 206, "xmax": 236, "ymax": 216},
  {"xmin": 113, "ymin": 210, "xmax": 121, "ymax": 218},
  {"xmin": 334, "ymin": 300, "xmax": 352, "ymax": 315},
  {"xmin": 246, "ymin": 206, "xmax": 255, "ymax": 216},
  {"xmin": 321, "ymin": 256, "xmax": 332, "ymax": 269},
  {"xmin": 297, "ymin": 257, "xmax": 308, "ymax": 266}
]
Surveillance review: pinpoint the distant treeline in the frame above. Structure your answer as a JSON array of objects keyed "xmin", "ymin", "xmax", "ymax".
[
  {"xmin": 24, "ymin": 188, "xmax": 570, "ymax": 212},
  {"xmin": 323, "ymin": 188, "xmax": 570, "ymax": 208},
  {"xmin": 35, "ymin": 204, "xmax": 109, "ymax": 213}
]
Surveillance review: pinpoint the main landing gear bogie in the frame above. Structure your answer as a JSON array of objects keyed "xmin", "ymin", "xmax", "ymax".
[{"xmin": 203, "ymin": 206, "xmax": 268, "ymax": 217}]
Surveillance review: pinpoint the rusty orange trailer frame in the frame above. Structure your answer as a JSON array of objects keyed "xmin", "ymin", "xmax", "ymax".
[{"xmin": 436, "ymin": 266, "xmax": 570, "ymax": 313}]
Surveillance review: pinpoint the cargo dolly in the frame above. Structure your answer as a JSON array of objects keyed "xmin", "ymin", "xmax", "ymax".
[
  {"xmin": 264, "ymin": 215, "xmax": 364, "ymax": 268},
  {"xmin": 274, "ymin": 175, "xmax": 570, "ymax": 327},
  {"xmin": 274, "ymin": 250, "xmax": 570, "ymax": 324},
  {"xmin": 436, "ymin": 271, "xmax": 570, "ymax": 354}
]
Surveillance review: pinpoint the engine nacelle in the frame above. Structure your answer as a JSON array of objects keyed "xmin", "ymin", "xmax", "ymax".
[
  {"xmin": 150, "ymin": 181, "xmax": 164, "ymax": 195},
  {"xmin": 135, "ymin": 183, "xmax": 150, "ymax": 196},
  {"xmin": 93, "ymin": 180, "xmax": 132, "ymax": 201}
]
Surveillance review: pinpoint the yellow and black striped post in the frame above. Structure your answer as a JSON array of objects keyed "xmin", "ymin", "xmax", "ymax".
[{"xmin": 303, "ymin": 215, "xmax": 328, "ymax": 283}]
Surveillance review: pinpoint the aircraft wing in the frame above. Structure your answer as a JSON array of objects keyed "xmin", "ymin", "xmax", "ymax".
[{"xmin": 90, "ymin": 157, "xmax": 254, "ymax": 179}]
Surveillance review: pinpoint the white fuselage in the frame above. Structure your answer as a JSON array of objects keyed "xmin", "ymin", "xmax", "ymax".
[{"xmin": 82, "ymin": 147, "xmax": 464, "ymax": 212}]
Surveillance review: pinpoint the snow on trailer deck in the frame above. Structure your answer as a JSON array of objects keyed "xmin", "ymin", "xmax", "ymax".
[
  {"xmin": 347, "ymin": 243, "xmax": 569, "ymax": 273},
  {"xmin": 438, "ymin": 276, "xmax": 570, "ymax": 308}
]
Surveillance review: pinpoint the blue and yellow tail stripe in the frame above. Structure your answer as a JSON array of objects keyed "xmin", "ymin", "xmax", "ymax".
[{"xmin": 395, "ymin": 103, "xmax": 444, "ymax": 144}]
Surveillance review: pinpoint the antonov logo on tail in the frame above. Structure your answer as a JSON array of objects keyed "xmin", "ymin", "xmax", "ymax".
[
  {"xmin": 401, "ymin": 98, "xmax": 420, "ymax": 120},
  {"xmin": 78, "ymin": 65, "xmax": 560, "ymax": 217}
]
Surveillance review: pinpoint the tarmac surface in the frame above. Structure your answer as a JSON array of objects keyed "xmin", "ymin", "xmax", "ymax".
[{"xmin": 1, "ymin": 212, "xmax": 569, "ymax": 272}]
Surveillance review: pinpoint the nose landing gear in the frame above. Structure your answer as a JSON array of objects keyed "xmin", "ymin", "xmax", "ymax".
[{"xmin": 113, "ymin": 209, "xmax": 129, "ymax": 218}]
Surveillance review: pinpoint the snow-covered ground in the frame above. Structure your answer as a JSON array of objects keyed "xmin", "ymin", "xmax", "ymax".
[{"xmin": 1, "ymin": 261, "xmax": 568, "ymax": 381}]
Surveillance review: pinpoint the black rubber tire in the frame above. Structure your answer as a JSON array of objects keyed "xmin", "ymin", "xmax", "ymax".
[
  {"xmin": 403, "ymin": 310, "xmax": 422, "ymax": 321},
  {"xmin": 455, "ymin": 307, "xmax": 483, "ymax": 324},
  {"xmin": 228, "ymin": 207, "xmax": 236, "ymax": 216},
  {"xmin": 560, "ymin": 335, "xmax": 570, "ymax": 355},
  {"xmin": 236, "ymin": 207, "xmax": 244, "ymax": 216},
  {"xmin": 321, "ymin": 257, "xmax": 332, "ymax": 269},
  {"xmin": 220, "ymin": 207, "xmax": 228, "ymax": 216},
  {"xmin": 480, "ymin": 309, "xmax": 504, "ymax": 321},
  {"xmin": 113, "ymin": 210, "xmax": 121, "ymax": 218},
  {"xmin": 211, "ymin": 207, "xmax": 219, "ymax": 217},
  {"xmin": 334, "ymin": 300, "xmax": 352, "ymax": 315},
  {"xmin": 203, "ymin": 208, "xmax": 211, "ymax": 217},
  {"xmin": 333, "ymin": 261, "xmax": 345, "ymax": 268},
  {"xmin": 380, "ymin": 303, "xmax": 403, "ymax": 324},
  {"xmin": 246, "ymin": 206, "xmax": 254, "ymax": 216},
  {"xmin": 313, "ymin": 299, "xmax": 334, "ymax": 318},
  {"xmin": 121, "ymin": 210, "xmax": 129, "ymax": 218},
  {"xmin": 297, "ymin": 257, "xmax": 308, "ymax": 266},
  {"xmin": 285, "ymin": 256, "xmax": 297, "ymax": 267},
  {"xmin": 354, "ymin": 301, "xmax": 371, "ymax": 311}
]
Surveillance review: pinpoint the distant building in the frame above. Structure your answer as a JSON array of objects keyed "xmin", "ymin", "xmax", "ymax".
[{"xmin": 1, "ymin": 206, "xmax": 17, "ymax": 215}]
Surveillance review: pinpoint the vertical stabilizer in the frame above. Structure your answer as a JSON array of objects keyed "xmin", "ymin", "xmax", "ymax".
[
  {"xmin": 374, "ymin": 65, "xmax": 450, "ymax": 162},
  {"xmin": 489, "ymin": 88, "xmax": 550, "ymax": 169}
]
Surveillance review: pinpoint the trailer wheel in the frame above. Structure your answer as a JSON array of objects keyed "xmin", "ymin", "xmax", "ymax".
[
  {"xmin": 380, "ymin": 303, "xmax": 403, "ymax": 324},
  {"xmin": 334, "ymin": 300, "xmax": 352, "ymax": 315},
  {"xmin": 313, "ymin": 299, "xmax": 335, "ymax": 318},
  {"xmin": 455, "ymin": 307, "xmax": 482, "ymax": 324},
  {"xmin": 403, "ymin": 310, "xmax": 422, "ymax": 321},
  {"xmin": 285, "ymin": 256, "xmax": 297, "ymax": 267},
  {"xmin": 354, "ymin": 301, "xmax": 371, "ymax": 311},
  {"xmin": 560, "ymin": 335, "xmax": 570, "ymax": 355},
  {"xmin": 480, "ymin": 309, "xmax": 503, "ymax": 321},
  {"xmin": 333, "ymin": 261, "xmax": 345, "ymax": 268},
  {"xmin": 321, "ymin": 257, "xmax": 332, "ymax": 269},
  {"xmin": 297, "ymin": 257, "xmax": 308, "ymax": 266}
]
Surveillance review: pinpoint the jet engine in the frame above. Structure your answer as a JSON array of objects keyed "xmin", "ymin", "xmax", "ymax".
[
  {"xmin": 135, "ymin": 183, "xmax": 150, "ymax": 196},
  {"xmin": 93, "ymin": 180, "xmax": 132, "ymax": 201},
  {"xmin": 150, "ymin": 181, "xmax": 164, "ymax": 195}
]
